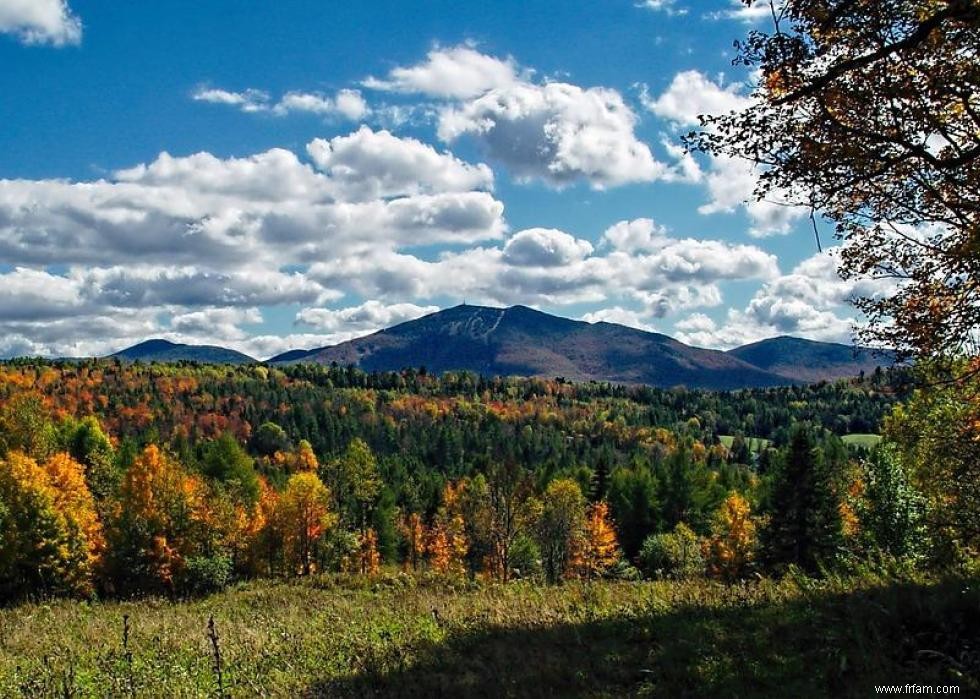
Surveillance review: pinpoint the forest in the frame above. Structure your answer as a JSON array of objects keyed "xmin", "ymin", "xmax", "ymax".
[
  {"xmin": 1, "ymin": 0, "xmax": 978, "ymax": 694},
  {"xmin": 0, "ymin": 358, "xmax": 919, "ymax": 599}
]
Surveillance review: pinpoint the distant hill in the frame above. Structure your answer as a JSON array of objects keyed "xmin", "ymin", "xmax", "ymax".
[
  {"xmin": 105, "ymin": 308, "xmax": 893, "ymax": 387},
  {"xmin": 727, "ymin": 336, "xmax": 892, "ymax": 383},
  {"xmin": 109, "ymin": 339, "xmax": 256, "ymax": 364},
  {"xmin": 275, "ymin": 304, "xmax": 793, "ymax": 390}
]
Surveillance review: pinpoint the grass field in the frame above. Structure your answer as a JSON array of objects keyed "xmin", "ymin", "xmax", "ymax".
[
  {"xmin": 718, "ymin": 435, "xmax": 772, "ymax": 452},
  {"xmin": 0, "ymin": 571, "xmax": 976, "ymax": 698},
  {"xmin": 842, "ymin": 434, "xmax": 884, "ymax": 449}
]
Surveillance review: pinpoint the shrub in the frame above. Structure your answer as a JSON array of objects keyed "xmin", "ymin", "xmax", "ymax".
[
  {"xmin": 178, "ymin": 554, "xmax": 233, "ymax": 596},
  {"xmin": 508, "ymin": 533, "xmax": 542, "ymax": 580},
  {"xmin": 638, "ymin": 523, "xmax": 704, "ymax": 580}
]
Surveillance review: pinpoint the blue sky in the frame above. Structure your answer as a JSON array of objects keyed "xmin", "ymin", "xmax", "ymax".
[{"xmin": 0, "ymin": 0, "xmax": 874, "ymax": 359}]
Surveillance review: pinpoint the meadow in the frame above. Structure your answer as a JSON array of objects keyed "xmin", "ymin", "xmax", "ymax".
[{"xmin": 1, "ymin": 569, "xmax": 975, "ymax": 698}]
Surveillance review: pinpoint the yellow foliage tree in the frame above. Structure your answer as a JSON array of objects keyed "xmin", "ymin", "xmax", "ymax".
[
  {"xmin": 427, "ymin": 483, "xmax": 469, "ymax": 576},
  {"xmin": 573, "ymin": 500, "xmax": 621, "ymax": 579},
  {"xmin": 704, "ymin": 492, "xmax": 757, "ymax": 581},
  {"xmin": 0, "ymin": 451, "xmax": 102, "ymax": 597},
  {"xmin": 276, "ymin": 472, "xmax": 336, "ymax": 575}
]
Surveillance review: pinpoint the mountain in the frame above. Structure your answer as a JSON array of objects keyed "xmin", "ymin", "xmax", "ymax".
[
  {"xmin": 275, "ymin": 304, "xmax": 795, "ymax": 390},
  {"xmin": 109, "ymin": 339, "xmax": 256, "ymax": 364},
  {"xmin": 727, "ymin": 336, "xmax": 892, "ymax": 383}
]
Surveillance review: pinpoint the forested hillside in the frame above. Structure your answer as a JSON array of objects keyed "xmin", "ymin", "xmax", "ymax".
[{"xmin": 0, "ymin": 358, "xmax": 911, "ymax": 598}]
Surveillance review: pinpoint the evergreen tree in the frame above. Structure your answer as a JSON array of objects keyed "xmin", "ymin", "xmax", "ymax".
[{"xmin": 763, "ymin": 427, "xmax": 843, "ymax": 574}]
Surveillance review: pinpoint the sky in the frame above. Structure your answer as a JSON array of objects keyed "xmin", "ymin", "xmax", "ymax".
[{"xmin": 0, "ymin": 0, "xmax": 886, "ymax": 360}]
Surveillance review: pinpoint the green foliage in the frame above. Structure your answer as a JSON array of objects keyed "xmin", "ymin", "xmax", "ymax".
[
  {"xmin": 201, "ymin": 433, "xmax": 260, "ymax": 505},
  {"xmin": 856, "ymin": 445, "xmax": 926, "ymax": 562},
  {"xmin": 177, "ymin": 554, "xmax": 233, "ymax": 596},
  {"xmin": 251, "ymin": 422, "xmax": 290, "ymax": 457},
  {"xmin": 763, "ymin": 427, "xmax": 844, "ymax": 574},
  {"xmin": 607, "ymin": 464, "xmax": 659, "ymax": 559},
  {"xmin": 638, "ymin": 522, "xmax": 704, "ymax": 580},
  {"xmin": 883, "ymin": 366, "xmax": 980, "ymax": 565}
]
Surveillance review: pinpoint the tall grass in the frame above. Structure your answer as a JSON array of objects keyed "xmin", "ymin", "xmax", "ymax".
[{"xmin": 0, "ymin": 570, "xmax": 975, "ymax": 697}]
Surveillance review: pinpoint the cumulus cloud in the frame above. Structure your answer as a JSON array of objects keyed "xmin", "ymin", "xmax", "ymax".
[
  {"xmin": 644, "ymin": 70, "xmax": 752, "ymax": 126},
  {"xmin": 365, "ymin": 45, "xmax": 664, "ymax": 189},
  {"xmin": 296, "ymin": 300, "xmax": 438, "ymax": 332},
  {"xmin": 502, "ymin": 228, "xmax": 593, "ymax": 267},
  {"xmin": 308, "ymin": 219, "xmax": 778, "ymax": 314},
  {"xmin": 437, "ymin": 79, "xmax": 663, "ymax": 189},
  {"xmin": 306, "ymin": 126, "xmax": 493, "ymax": 201},
  {"xmin": 673, "ymin": 247, "xmax": 892, "ymax": 348},
  {"xmin": 0, "ymin": 129, "xmax": 508, "ymax": 358},
  {"xmin": 0, "ymin": 0, "xmax": 81, "ymax": 46},
  {"xmin": 363, "ymin": 44, "xmax": 520, "ymax": 99},
  {"xmin": 649, "ymin": 70, "xmax": 807, "ymax": 235}
]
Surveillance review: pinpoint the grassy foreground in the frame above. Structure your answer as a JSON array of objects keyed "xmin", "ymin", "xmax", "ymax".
[{"xmin": 0, "ymin": 572, "xmax": 976, "ymax": 698}]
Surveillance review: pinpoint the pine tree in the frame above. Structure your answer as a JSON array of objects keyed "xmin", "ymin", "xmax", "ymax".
[{"xmin": 763, "ymin": 428, "xmax": 843, "ymax": 574}]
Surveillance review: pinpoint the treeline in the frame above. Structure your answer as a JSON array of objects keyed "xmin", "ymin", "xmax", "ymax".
[{"xmin": 0, "ymin": 359, "xmax": 964, "ymax": 602}]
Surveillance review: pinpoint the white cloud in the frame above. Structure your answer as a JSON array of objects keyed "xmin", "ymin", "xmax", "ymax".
[
  {"xmin": 363, "ymin": 45, "xmax": 664, "ymax": 189},
  {"xmin": 193, "ymin": 86, "xmax": 369, "ymax": 120},
  {"xmin": 309, "ymin": 219, "xmax": 778, "ymax": 314},
  {"xmin": 601, "ymin": 218, "xmax": 669, "ymax": 253},
  {"xmin": 438, "ymin": 80, "xmax": 664, "ymax": 188},
  {"xmin": 274, "ymin": 88, "xmax": 370, "ymax": 120},
  {"xmin": 502, "ymin": 228, "xmax": 593, "ymax": 267},
  {"xmin": 306, "ymin": 126, "xmax": 493, "ymax": 201},
  {"xmin": 649, "ymin": 70, "xmax": 806, "ymax": 235},
  {"xmin": 673, "ymin": 247, "xmax": 892, "ymax": 348},
  {"xmin": 363, "ymin": 44, "xmax": 520, "ymax": 99},
  {"xmin": 296, "ymin": 300, "xmax": 438, "ymax": 332},
  {"xmin": 644, "ymin": 70, "xmax": 751, "ymax": 127},
  {"xmin": 0, "ymin": 0, "xmax": 81, "ymax": 46},
  {"xmin": 638, "ymin": 0, "xmax": 687, "ymax": 16},
  {"xmin": 192, "ymin": 87, "xmax": 271, "ymax": 112},
  {"xmin": 0, "ymin": 130, "xmax": 508, "ymax": 358},
  {"xmin": 709, "ymin": 0, "xmax": 779, "ymax": 23}
]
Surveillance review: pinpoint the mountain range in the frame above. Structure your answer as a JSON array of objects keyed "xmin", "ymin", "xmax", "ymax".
[{"xmin": 108, "ymin": 305, "xmax": 892, "ymax": 389}]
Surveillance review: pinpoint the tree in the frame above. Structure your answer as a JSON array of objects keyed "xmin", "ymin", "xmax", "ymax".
[
  {"xmin": 762, "ymin": 427, "xmax": 844, "ymax": 574},
  {"xmin": 484, "ymin": 461, "xmax": 530, "ymax": 581},
  {"xmin": 58, "ymin": 415, "xmax": 117, "ymax": 501},
  {"xmin": 0, "ymin": 392, "xmax": 56, "ymax": 460},
  {"xmin": 573, "ymin": 501, "xmax": 621, "ymax": 579},
  {"xmin": 705, "ymin": 492, "xmax": 757, "ymax": 581},
  {"xmin": 427, "ymin": 482, "xmax": 468, "ymax": 576},
  {"xmin": 106, "ymin": 445, "xmax": 207, "ymax": 593},
  {"xmin": 201, "ymin": 433, "xmax": 260, "ymax": 505},
  {"xmin": 693, "ymin": 0, "xmax": 980, "ymax": 362},
  {"xmin": 607, "ymin": 465, "xmax": 659, "ymax": 560},
  {"xmin": 883, "ymin": 371, "xmax": 980, "ymax": 563},
  {"xmin": 855, "ymin": 444, "xmax": 926, "ymax": 561},
  {"xmin": 0, "ymin": 452, "xmax": 102, "ymax": 598},
  {"xmin": 399, "ymin": 511, "xmax": 427, "ymax": 572},
  {"xmin": 276, "ymin": 472, "xmax": 336, "ymax": 575},
  {"xmin": 324, "ymin": 438, "xmax": 380, "ymax": 530},
  {"xmin": 252, "ymin": 422, "xmax": 290, "ymax": 457},
  {"xmin": 532, "ymin": 478, "xmax": 586, "ymax": 583}
]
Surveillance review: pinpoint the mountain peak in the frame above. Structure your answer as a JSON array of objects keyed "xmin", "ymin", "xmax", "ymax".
[{"xmin": 109, "ymin": 339, "xmax": 256, "ymax": 364}]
